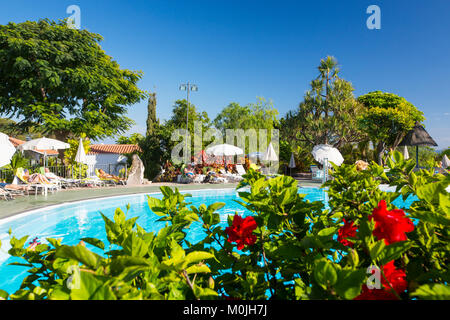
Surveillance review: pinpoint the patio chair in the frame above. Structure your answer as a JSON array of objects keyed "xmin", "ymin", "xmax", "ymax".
[{"xmin": 310, "ymin": 165, "xmax": 324, "ymax": 181}]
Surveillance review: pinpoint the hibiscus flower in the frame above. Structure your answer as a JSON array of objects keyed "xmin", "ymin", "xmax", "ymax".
[
  {"xmin": 225, "ymin": 214, "xmax": 258, "ymax": 250},
  {"xmin": 369, "ymin": 200, "xmax": 414, "ymax": 245},
  {"xmin": 354, "ymin": 261, "xmax": 408, "ymax": 300},
  {"xmin": 338, "ymin": 219, "xmax": 358, "ymax": 247}
]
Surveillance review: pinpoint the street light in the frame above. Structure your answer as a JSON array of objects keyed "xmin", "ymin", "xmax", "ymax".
[{"xmin": 179, "ymin": 82, "xmax": 198, "ymax": 164}]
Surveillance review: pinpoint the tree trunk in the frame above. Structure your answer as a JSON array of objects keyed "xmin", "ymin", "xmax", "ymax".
[
  {"xmin": 54, "ymin": 130, "xmax": 70, "ymax": 162},
  {"xmin": 376, "ymin": 141, "xmax": 385, "ymax": 166}
]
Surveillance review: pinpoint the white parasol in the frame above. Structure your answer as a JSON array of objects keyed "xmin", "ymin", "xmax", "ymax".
[
  {"xmin": 402, "ymin": 145, "xmax": 409, "ymax": 160},
  {"xmin": 18, "ymin": 137, "xmax": 69, "ymax": 169},
  {"xmin": 311, "ymin": 144, "xmax": 344, "ymax": 167},
  {"xmin": 0, "ymin": 132, "xmax": 17, "ymax": 168},
  {"xmin": 205, "ymin": 144, "xmax": 244, "ymax": 156}
]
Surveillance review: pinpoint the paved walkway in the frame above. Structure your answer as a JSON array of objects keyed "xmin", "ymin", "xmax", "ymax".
[{"xmin": 0, "ymin": 180, "xmax": 322, "ymax": 220}]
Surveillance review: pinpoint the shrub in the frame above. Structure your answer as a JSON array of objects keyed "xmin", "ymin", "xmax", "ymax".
[{"xmin": 0, "ymin": 151, "xmax": 449, "ymax": 300}]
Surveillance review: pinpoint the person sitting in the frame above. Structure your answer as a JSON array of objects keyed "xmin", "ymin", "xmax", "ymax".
[
  {"xmin": 184, "ymin": 164, "xmax": 195, "ymax": 177},
  {"xmin": 44, "ymin": 168, "xmax": 61, "ymax": 181}
]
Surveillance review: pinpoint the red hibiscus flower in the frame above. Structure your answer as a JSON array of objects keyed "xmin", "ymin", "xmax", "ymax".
[
  {"xmin": 354, "ymin": 261, "xmax": 408, "ymax": 300},
  {"xmin": 225, "ymin": 215, "xmax": 257, "ymax": 250},
  {"xmin": 338, "ymin": 219, "xmax": 358, "ymax": 247},
  {"xmin": 369, "ymin": 200, "xmax": 414, "ymax": 245}
]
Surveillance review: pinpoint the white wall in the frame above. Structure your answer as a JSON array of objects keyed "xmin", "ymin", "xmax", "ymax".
[{"xmin": 86, "ymin": 153, "xmax": 127, "ymax": 177}]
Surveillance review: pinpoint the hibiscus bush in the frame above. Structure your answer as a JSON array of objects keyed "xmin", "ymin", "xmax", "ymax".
[{"xmin": 0, "ymin": 151, "xmax": 449, "ymax": 300}]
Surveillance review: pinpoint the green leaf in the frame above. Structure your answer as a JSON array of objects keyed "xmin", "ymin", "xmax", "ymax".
[
  {"xmin": 416, "ymin": 183, "xmax": 439, "ymax": 203},
  {"xmin": 192, "ymin": 285, "xmax": 218, "ymax": 299},
  {"xmin": 170, "ymin": 239, "xmax": 185, "ymax": 261},
  {"xmin": 314, "ymin": 259, "xmax": 338, "ymax": 289},
  {"xmin": 411, "ymin": 284, "xmax": 450, "ymax": 300},
  {"xmin": 114, "ymin": 207, "xmax": 126, "ymax": 225},
  {"xmin": 80, "ymin": 238, "xmax": 105, "ymax": 250},
  {"xmin": 69, "ymin": 271, "xmax": 116, "ymax": 300},
  {"xmin": 207, "ymin": 202, "xmax": 225, "ymax": 212},
  {"xmin": 48, "ymin": 286, "xmax": 70, "ymax": 300},
  {"xmin": 335, "ymin": 269, "xmax": 366, "ymax": 300},
  {"xmin": 55, "ymin": 245, "xmax": 103, "ymax": 270},
  {"xmin": 318, "ymin": 227, "xmax": 338, "ymax": 237},
  {"xmin": 185, "ymin": 251, "xmax": 214, "ymax": 264},
  {"xmin": 185, "ymin": 264, "xmax": 211, "ymax": 274},
  {"xmin": 0, "ymin": 289, "xmax": 9, "ymax": 300},
  {"xmin": 377, "ymin": 241, "xmax": 412, "ymax": 265},
  {"xmin": 121, "ymin": 233, "xmax": 148, "ymax": 258},
  {"xmin": 369, "ymin": 240, "xmax": 386, "ymax": 261}
]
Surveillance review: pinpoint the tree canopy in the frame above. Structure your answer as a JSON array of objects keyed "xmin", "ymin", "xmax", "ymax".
[
  {"xmin": 0, "ymin": 19, "xmax": 147, "ymax": 142},
  {"xmin": 213, "ymin": 97, "xmax": 279, "ymax": 132},
  {"xmin": 357, "ymin": 91, "xmax": 425, "ymax": 164},
  {"xmin": 282, "ymin": 56, "xmax": 365, "ymax": 149},
  {"xmin": 146, "ymin": 92, "xmax": 158, "ymax": 137},
  {"xmin": 116, "ymin": 133, "xmax": 145, "ymax": 145}
]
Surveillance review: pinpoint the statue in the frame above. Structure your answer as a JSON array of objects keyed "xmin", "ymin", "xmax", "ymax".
[{"xmin": 126, "ymin": 154, "xmax": 145, "ymax": 185}]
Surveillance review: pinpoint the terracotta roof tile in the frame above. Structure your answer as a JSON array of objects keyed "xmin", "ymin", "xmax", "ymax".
[
  {"xmin": 88, "ymin": 144, "xmax": 142, "ymax": 155},
  {"xmin": 9, "ymin": 137, "xmax": 140, "ymax": 156},
  {"xmin": 9, "ymin": 137, "xmax": 25, "ymax": 147}
]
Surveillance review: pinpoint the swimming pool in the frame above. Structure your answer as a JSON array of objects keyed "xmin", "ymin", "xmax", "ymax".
[{"xmin": 0, "ymin": 186, "xmax": 416, "ymax": 294}]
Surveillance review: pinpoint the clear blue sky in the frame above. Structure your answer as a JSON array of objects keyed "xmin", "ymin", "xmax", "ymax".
[{"xmin": 1, "ymin": 0, "xmax": 449, "ymax": 148}]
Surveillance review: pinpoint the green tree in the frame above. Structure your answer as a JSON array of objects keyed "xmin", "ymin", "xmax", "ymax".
[
  {"xmin": 439, "ymin": 148, "xmax": 450, "ymax": 159},
  {"xmin": 284, "ymin": 56, "xmax": 365, "ymax": 149},
  {"xmin": 146, "ymin": 92, "xmax": 159, "ymax": 136},
  {"xmin": 0, "ymin": 118, "xmax": 43, "ymax": 140},
  {"xmin": 116, "ymin": 133, "xmax": 145, "ymax": 145},
  {"xmin": 165, "ymin": 99, "xmax": 211, "ymax": 152},
  {"xmin": 213, "ymin": 98, "xmax": 279, "ymax": 132},
  {"xmin": 0, "ymin": 19, "xmax": 146, "ymax": 142},
  {"xmin": 357, "ymin": 91, "xmax": 425, "ymax": 165}
]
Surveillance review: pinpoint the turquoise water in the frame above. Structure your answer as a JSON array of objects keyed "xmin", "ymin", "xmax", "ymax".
[{"xmin": 0, "ymin": 187, "xmax": 416, "ymax": 294}]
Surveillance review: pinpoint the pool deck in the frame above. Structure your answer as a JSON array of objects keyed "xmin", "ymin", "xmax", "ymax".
[{"xmin": 0, "ymin": 180, "xmax": 322, "ymax": 220}]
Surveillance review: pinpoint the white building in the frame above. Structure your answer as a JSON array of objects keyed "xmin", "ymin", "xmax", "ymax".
[{"xmin": 86, "ymin": 144, "xmax": 142, "ymax": 177}]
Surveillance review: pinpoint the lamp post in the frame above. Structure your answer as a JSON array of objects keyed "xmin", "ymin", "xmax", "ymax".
[{"xmin": 179, "ymin": 82, "xmax": 198, "ymax": 164}]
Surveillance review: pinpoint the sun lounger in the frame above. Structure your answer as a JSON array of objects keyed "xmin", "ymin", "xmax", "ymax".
[
  {"xmin": 95, "ymin": 169, "xmax": 122, "ymax": 186},
  {"xmin": 0, "ymin": 187, "xmax": 14, "ymax": 200},
  {"xmin": 81, "ymin": 176, "xmax": 106, "ymax": 187},
  {"xmin": 2, "ymin": 183, "xmax": 30, "ymax": 197},
  {"xmin": 235, "ymin": 164, "xmax": 246, "ymax": 175},
  {"xmin": 219, "ymin": 169, "xmax": 243, "ymax": 183},
  {"xmin": 12, "ymin": 168, "xmax": 59, "ymax": 195}
]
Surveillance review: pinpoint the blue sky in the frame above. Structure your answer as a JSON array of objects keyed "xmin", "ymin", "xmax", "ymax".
[{"xmin": 1, "ymin": 0, "xmax": 449, "ymax": 148}]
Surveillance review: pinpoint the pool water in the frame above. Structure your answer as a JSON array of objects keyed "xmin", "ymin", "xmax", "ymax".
[{"xmin": 0, "ymin": 187, "xmax": 416, "ymax": 294}]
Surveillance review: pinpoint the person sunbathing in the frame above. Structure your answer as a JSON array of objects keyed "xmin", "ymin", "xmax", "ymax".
[
  {"xmin": 98, "ymin": 169, "xmax": 124, "ymax": 182},
  {"xmin": 23, "ymin": 169, "xmax": 51, "ymax": 184},
  {"xmin": 1, "ymin": 183, "xmax": 29, "ymax": 191}
]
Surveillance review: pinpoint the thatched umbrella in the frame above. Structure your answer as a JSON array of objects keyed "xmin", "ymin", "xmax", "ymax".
[{"xmin": 398, "ymin": 122, "xmax": 438, "ymax": 168}]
